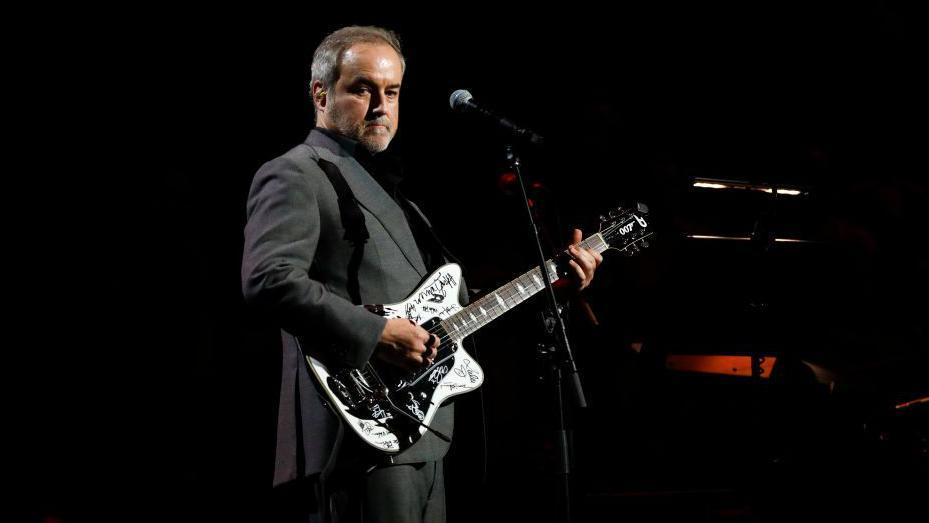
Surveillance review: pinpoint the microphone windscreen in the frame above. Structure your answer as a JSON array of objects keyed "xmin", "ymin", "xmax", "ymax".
[{"xmin": 449, "ymin": 89, "xmax": 473, "ymax": 110}]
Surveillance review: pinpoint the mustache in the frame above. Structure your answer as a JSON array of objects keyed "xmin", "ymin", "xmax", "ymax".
[{"xmin": 365, "ymin": 117, "xmax": 391, "ymax": 127}]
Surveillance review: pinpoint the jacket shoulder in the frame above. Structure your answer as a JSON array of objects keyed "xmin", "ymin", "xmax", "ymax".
[{"xmin": 248, "ymin": 143, "xmax": 330, "ymax": 194}]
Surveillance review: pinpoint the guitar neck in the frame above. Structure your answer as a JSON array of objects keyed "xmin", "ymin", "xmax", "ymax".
[{"xmin": 440, "ymin": 233, "xmax": 609, "ymax": 340}]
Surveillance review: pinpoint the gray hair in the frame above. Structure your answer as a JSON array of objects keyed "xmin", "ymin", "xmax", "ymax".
[{"xmin": 311, "ymin": 25, "xmax": 405, "ymax": 92}]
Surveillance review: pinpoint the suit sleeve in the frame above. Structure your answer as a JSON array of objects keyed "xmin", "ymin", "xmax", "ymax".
[{"xmin": 241, "ymin": 156, "xmax": 386, "ymax": 368}]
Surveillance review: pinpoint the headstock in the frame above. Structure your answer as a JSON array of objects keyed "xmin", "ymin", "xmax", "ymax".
[{"xmin": 597, "ymin": 202, "xmax": 653, "ymax": 256}]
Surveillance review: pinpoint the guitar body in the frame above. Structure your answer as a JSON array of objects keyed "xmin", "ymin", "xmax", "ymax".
[{"xmin": 305, "ymin": 263, "xmax": 484, "ymax": 453}]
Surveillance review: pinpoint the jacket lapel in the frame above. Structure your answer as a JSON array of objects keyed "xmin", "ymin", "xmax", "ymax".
[{"xmin": 306, "ymin": 130, "xmax": 428, "ymax": 277}]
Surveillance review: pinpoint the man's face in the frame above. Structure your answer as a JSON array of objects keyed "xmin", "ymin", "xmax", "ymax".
[{"xmin": 316, "ymin": 43, "xmax": 402, "ymax": 154}]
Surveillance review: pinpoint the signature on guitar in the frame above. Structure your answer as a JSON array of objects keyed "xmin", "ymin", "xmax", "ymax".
[{"xmin": 453, "ymin": 359, "xmax": 480, "ymax": 383}]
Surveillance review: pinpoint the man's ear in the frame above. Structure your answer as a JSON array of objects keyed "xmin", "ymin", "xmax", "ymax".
[{"xmin": 311, "ymin": 81, "xmax": 328, "ymax": 112}]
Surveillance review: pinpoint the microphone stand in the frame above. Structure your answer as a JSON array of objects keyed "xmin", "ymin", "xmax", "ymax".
[{"xmin": 505, "ymin": 144, "xmax": 585, "ymax": 523}]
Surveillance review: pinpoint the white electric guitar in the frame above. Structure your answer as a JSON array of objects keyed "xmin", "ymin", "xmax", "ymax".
[{"xmin": 305, "ymin": 203, "xmax": 652, "ymax": 453}]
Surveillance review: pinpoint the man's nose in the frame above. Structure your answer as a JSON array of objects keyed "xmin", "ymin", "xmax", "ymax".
[{"xmin": 368, "ymin": 90, "xmax": 387, "ymax": 116}]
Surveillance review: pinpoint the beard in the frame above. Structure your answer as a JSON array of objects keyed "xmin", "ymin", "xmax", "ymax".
[{"xmin": 331, "ymin": 111, "xmax": 394, "ymax": 154}]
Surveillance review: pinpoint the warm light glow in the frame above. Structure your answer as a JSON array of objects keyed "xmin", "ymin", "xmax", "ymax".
[
  {"xmin": 896, "ymin": 396, "xmax": 929, "ymax": 410},
  {"xmin": 693, "ymin": 180, "xmax": 803, "ymax": 195},
  {"xmin": 665, "ymin": 355, "xmax": 777, "ymax": 378},
  {"xmin": 687, "ymin": 235, "xmax": 813, "ymax": 243},
  {"xmin": 752, "ymin": 187, "xmax": 802, "ymax": 195},
  {"xmin": 773, "ymin": 238, "xmax": 810, "ymax": 243},
  {"xmin": 687, "ymin": 235, "xmax": 752, "ymax": 241}
]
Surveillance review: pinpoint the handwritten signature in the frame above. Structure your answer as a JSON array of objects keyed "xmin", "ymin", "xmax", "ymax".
[
  {"xmin": 453, "ymin": 359, "xmax": 480, "ymax": 383},
  {"xmin": 428, "ymin": 365, "xmax": 450, "ymax": 385},
  {"xmin": 414, "ymin": 272, "xmax": 457, "ymax": 305},
  {"xmin": 406, "ymin": 394, "xmax": 425, "ymax": 420}
]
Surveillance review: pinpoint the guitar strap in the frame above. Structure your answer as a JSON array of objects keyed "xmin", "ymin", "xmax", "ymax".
[
  {"xmin": 399, "ymin": 193, "xmax": 466, "ymax": 271},
  {"xmin": 303, "ymin": 155, "xmax": 369, "ymax": 523},
  {"xmin": 315, "ymin": 157, "xmax": 369, "ymax": 306}
]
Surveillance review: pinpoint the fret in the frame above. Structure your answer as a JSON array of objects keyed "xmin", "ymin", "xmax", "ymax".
[
  {"xmin": 494, "ymin": 293, "xmax": 506, "ymax": 307},
  {"xmin": 583, "ymin": 233, "xmax": 608, "ymax": 254},
  {"xmin": 549, "ymin": 262, "xmax": 558, "ymax": 281},
  {"xmin": 442, "ymin": 234, "xmax": 604, "ymax": 341}
]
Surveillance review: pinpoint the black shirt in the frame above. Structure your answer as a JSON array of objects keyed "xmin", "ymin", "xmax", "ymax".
[{"xmin": 315, "ymin": 127, "xmax": 444, "ymax": 272}]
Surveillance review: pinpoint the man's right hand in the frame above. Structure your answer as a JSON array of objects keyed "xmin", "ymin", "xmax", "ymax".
[{"xmin": 376, "ymin": 318, "xmax": 440, "ymax": 371}]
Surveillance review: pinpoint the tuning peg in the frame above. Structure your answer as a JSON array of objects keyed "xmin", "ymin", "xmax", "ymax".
[{"xmin": 599, "ymin": 214, "xmax": 608, "ymax": 222}]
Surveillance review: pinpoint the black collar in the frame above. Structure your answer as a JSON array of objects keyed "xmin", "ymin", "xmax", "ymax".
[
  {"xmin": 315, "ymin": 127, "xmax": 361, "ymax": 157},
  {"xmin": 314, "ymin": 127, "xmax": 405, "ymax": 195}
]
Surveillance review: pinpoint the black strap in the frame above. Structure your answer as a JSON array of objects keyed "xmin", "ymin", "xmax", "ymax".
[
  {"xmin": 316, "ymin": 158, "xmax": 368, "ymax": 305},
  {"xmin": 400, "ymin": 192, "xmax": 465, "ymax": 270}
]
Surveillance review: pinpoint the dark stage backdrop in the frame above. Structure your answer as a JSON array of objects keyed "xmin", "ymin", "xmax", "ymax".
[{"xmin": 24, "ymin": 3, "xmax": 926, "ymax": 522}]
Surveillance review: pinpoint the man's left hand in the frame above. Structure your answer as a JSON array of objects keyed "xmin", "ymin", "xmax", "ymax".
[{"xmin": 567, "ymin": 228, "xmax": 603, "ymax": 292}]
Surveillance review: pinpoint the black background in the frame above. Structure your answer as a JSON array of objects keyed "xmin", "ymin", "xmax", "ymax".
[{"xmin": 21, "ymin": 2, "xmax": 927, "ymax": 522}]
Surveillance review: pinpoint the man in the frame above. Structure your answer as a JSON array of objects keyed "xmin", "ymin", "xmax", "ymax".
[{"xmin": 242, "ymin": 26, "xmax": 602, "ymax": 523}]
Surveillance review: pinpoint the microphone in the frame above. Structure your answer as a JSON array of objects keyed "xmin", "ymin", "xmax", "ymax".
[{"xmin": 449, "ymin": 89, "xmax": 544, "ymax": 146}]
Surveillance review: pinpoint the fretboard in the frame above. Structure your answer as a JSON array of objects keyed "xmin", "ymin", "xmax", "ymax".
[{"xmin": 440, "ymin": 233, "xmax": 608, "ymax": 340}]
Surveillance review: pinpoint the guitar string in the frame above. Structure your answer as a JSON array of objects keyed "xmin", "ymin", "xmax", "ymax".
[
  {"xmin": 408, "ymin": 222, "xmax": 644, "ymax": 363},
  {"xmin": 420, "ymin": 223, "xmax": 632, "ymax": 345}
]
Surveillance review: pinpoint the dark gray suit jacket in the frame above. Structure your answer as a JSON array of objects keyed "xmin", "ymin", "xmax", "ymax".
[{"xmin": 242, "ymin": 129, "xmax": 458, "ymax": 487}]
